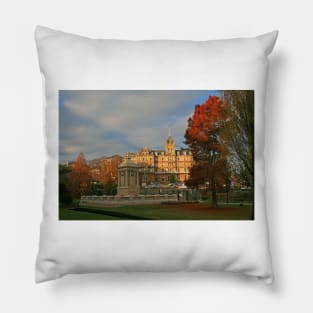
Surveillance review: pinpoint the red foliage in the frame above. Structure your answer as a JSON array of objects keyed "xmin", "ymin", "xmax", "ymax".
[
  {"xmin": 184, "ymin": 96, "xmax": 230, "ymax": 206},
  {"xmin": 186, "ymin": 162, "xmax": 207, "ymax": 188},
  {"xmin": 185, "ymin": 96, "xmax": 228, "ymax": 150},
  {"xmin": 68, "ymin": 152, "xmax": 91, "ymax": 197}
]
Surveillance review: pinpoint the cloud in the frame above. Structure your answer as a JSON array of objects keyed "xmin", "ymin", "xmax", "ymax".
[{"xmin": 59, "ymin": 90, "xmax": 220, "ymax": 162}]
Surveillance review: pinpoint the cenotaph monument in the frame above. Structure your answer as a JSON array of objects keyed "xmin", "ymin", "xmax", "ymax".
[{"xmin": 117, "ymin": 156, "xmax": 140, "ymax": 196}]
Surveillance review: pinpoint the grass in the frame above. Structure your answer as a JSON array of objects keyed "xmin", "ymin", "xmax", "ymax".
[
  {"xmin": 59, "ymin": 202, "xmax": 254, "ymax": 220},
  {"xmin": 59, "ymin": 206, "xmax": 124, "ymax": 220}
]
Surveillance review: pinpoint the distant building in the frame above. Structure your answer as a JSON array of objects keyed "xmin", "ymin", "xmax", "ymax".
[{"xmin": 89, "ymin": 155, "xmax": 123, "ymax": 183}]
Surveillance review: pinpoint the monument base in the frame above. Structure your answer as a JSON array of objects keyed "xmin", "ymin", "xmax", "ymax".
[{"xmin": 117, "ymin": 186, "xmax": 140, "ymax": 197}]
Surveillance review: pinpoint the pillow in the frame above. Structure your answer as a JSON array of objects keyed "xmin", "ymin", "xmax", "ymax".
[{"xmin": 35, "ymin": 25, "xmax": 278, "ymax": 283}]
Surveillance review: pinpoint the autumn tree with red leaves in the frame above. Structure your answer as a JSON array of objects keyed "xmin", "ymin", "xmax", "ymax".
[
  {"xmin": 68, "ymin": 152, "xmax": 92, "ymax": 197},
  {"xmin": 185, "ymin": 96, "xmax": 230, "ymax": 207}
]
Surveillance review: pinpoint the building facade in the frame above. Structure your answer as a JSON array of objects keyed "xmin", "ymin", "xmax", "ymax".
[
  {"xmin": 89, "ymin": 155, "xmax": 123, "ymax": 183},
  {"xmin": 128, "ymin": 135, "xmax": 193, "ymax": 184},
  {"xmin": 86, "ymin": 136, "xmax": 193, "ymax": 186}
]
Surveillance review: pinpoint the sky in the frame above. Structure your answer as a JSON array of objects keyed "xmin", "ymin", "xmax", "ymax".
[{"xmin": 59, "ymin": 90, "xmax": 221, "ymax": 163}]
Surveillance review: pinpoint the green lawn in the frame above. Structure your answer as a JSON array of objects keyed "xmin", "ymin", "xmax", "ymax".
[
  {"xmin": 59, "ymin": 207, "xmax": 123, "ymax": 220},
  {"xmin": 59, "ymin": 202, "xmax": 254, "ymax": 220}
]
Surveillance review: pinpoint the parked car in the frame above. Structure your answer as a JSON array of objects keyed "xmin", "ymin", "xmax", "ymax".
[
  {"xmin": 176, "ymin": 183, "xmax": 187, "ymax": 190},
  {"xmin": 145, "ymin": 183, "xmax": 159, "ymax": 188}
]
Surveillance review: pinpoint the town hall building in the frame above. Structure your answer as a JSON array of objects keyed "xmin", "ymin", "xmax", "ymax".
[{"xmin": 128, "ymin": 135, "xmax": 193, "ymax": 185}]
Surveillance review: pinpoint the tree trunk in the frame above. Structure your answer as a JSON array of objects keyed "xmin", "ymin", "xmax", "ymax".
[
  {"xmin": 211, "ymin": 170, "xmax": 218, "ymax": 207},
  {"xmin": 211, "ymin": 185, "xmax": 217, "ymax": 208},
  {"xmin": 210, "ymin": 152, "xmax": 218, "ymax": 208}
]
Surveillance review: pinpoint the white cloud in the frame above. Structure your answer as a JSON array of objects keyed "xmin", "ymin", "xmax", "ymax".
[{"xmin": 60, "ymin": 90, "xmax": 214, "ymax": 161}]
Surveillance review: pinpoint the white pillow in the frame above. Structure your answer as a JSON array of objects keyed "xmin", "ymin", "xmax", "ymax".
[{"xmin": 35, "ymin": 25, "xmax": 278, "ymax": 283}]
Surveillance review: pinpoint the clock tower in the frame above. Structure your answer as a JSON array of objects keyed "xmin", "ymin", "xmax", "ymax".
[{"xmin": 165, "ymin": 134, "xmax": 176, "ymax": 155}]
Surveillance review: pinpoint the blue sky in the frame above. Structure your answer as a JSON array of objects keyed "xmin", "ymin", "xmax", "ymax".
[{"xmin": 59, "ymin": 90, "xmax": 221, "ymax": 162}]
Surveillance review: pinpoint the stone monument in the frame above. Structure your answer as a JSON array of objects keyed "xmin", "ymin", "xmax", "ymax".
[{"xmin": 117, "ymin": 156, "xmax": 140, "ymax": 196}]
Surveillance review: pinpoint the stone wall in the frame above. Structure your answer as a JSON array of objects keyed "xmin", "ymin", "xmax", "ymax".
[{"xmin": 80, "ymin": 194, "xmax": 177, "ymax": 208}]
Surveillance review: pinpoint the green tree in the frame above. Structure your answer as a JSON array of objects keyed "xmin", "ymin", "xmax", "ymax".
[
  {"xmin": 103, "ymin": 178, "xmax": 117, "ymax": 195},
  {"xmin": 222, "ymin": 91, "xmax": 254, "ymax": 187},
  {"xmin": 59, "ymin": 164, "xmax": 73, "ymax": 205},
  {"xmin": 169, "ymin": 173, "xmax": 176, "ymax": 184}
]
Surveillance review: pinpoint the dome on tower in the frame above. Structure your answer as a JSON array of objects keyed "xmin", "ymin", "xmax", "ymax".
[{"xmin": 166, "ymin": 136, "xmax": 175, "ymax": 144}]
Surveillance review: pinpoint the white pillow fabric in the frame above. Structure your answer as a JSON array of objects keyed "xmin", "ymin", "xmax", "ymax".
[{"xmin": 35, "ymin": 25, "xmax": 277, "ymax": 283}]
